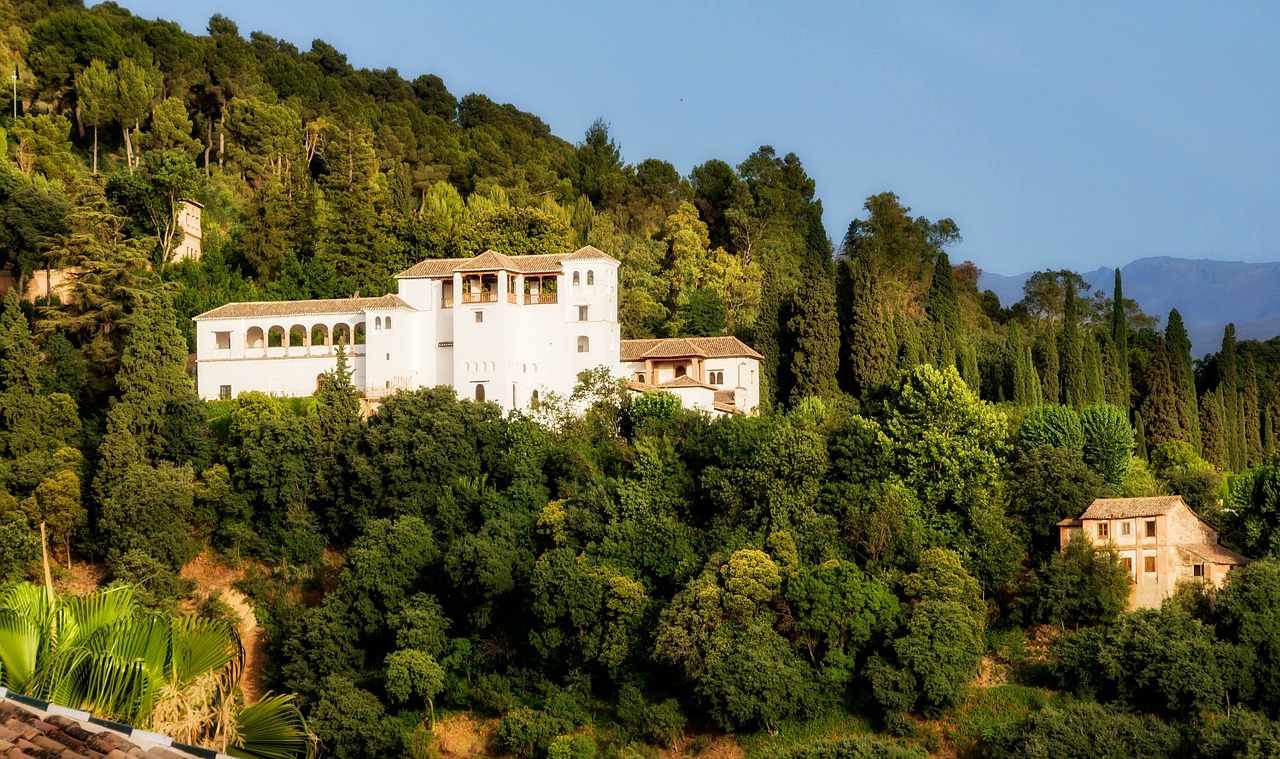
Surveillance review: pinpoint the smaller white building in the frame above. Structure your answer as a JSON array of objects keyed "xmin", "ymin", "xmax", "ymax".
[{"xmin": 620, "ymin": 336, "xmax": 762, "ymax": 415}]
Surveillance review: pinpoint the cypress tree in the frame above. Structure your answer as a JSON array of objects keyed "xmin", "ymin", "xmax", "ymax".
[
  {"xmin": 755, "ymin": 265, "xmax": 782, "ymax": 410},
  {"xmin": 1243, "ymin": 355, "xmax": 1263, "ymax": 467},
  {"xmin": 1165, "ymin": 309, "xmax": 1200, "ymax": 450},
  {"xmin": 1083, "ymin": 335, "xmax": 1106, "ymax": 406},
  {"xmin": 1220, "ymin": 324, "xmax": 1244, "ymax": 470},
  {"xmin": 786, "ymin": 258, "xmax": 840, "ymax": 403},
  {"xmin": 926, "ymin": 251, "xmax": 964, "ymax": 373},
  {"xmin": 1008, "ymin": 324, "xmax": 1030, "ymax": 405},
  {"xmin": 786, "ymin": 207, "xmax": 840, "ymax": 404},
  {"xmin": 1139, "ymin": 342, "xmax": 1187, "ymax": 448},
  {"xmin": 1111, "ymin": 269, "xmax": 1130, "ymax": 409},
  {"xmin": 839, "ymin": 257, "xmax": 893, "ymax": 398},
  {"xmin": 894, "ymin": 313, "xmax": 923, "ymax": 369},
  {"xmin": 1060, "ymin": 279, "xmax": 1085, "ymax": 408},
  {"xmin": 1133, "ymin": 409, "xmax": 1148, "ymax": 461},
  {"xmin": 1201, "ymin": 390, "xmax": 1227, "ymax": 471},
  {"xmin": 1034, "ymin": 326, "xmax": 1061, "ymax": 404}
]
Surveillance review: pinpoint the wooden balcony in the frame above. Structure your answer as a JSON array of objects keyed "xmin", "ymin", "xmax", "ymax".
[
  {"xmin": 461, "ymin": 292, "xmax": 498, "ymax": 304},
  {"xmin": 524, "ymin": 293, "xmax": 557, "ymax": 304},
  {"xmin": 507, "ymin": 292, "xmax": 518, "ymax": 303},
  {"xmin": 441, "ymin": 297, "xmax": 454, "ymax": 309}
]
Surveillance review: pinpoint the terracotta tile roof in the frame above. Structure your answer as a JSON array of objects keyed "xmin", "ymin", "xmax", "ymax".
[
  {"xmin": 1057, "ymin": 517, "xmax": 1083, "ymax": 527},
  {"xmin": 560, "ymin": 245, "xmax": 619, "ymax": 263},
  {"xmin": 714, "ymin": 389, "xmax": 736, "ymax": 405},
  {"xmin": 195, "ymin": 294, "xmax": 413, "ymax": 320},
  {"xmin": 712, "ymin": 401, "xmax": 738, "ymax": 414},
  {"xmin": 1079, "ymin": 496, "xmax": 1189, "ymax": 520},
  {"xmin": 620, "ymin": 336, "xmax": 764, "ymax": 362},
  {"xmin": 396, "ymin": 246, "xmax": 616, "ymax": 278},
  {"xmin": 455, "ymin": 249, "xmax": 518, "ymax": 272},
  {"xmin": 0, "ymin": 692, "xmax": 225, "ymax": 759},
  {"xmin": 1178, "ymin": 543, "xmax": 1251, "ymax": 566},
  {"xmin": 658, "ymin": 375, "xmax": 717, "ymax": 390}
]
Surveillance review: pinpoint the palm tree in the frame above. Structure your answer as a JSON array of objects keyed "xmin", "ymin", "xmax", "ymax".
[{"xmin": 0, "ymin": 583, "xmax": 311, "ymax": 759}]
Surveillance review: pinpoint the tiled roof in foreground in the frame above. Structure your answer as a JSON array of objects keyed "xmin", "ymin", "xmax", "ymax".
[
  {"xmin": 0, "ymin": 689, "xmax": 228, "ymax": 759},
  {"xmin": 194, "ymin": 294, "xmax": 412, "ymax": 320}
]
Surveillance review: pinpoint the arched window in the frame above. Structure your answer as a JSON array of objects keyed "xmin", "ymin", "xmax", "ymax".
[
  {"xmin": 246, "ymin": 326, "xmax": 265, "ymax": 349},
  {"xmin": 531, "ymin": 390, "xmax": 539, "ymax": 410},
  {"xmin": 289, "ymin": 325, "xmax": 306, "ymax": 347},
  {"xmin": 316, "ymin": 374, "xmax": 326, "ymax": 390},
  {"xmin": 267, "ymin": 326, "xmax": 285, "ymax": 348},
  {"xmin": 311, "ymin": 325, "xmax": 329, "ymax": 346},
  {"xmin": 675, "ymin": 365, "xmax": 687, "ymax": 377},
  {"xmin": 577, "ymin": 335, "xmax": 589, "ymax": 353},
  {"xmin": 475, "ymin": 384, "xmax": 485, "ymax": 402},
  {"xmin": 586, "ymin": 270, "xmax": 595, "ymax": 286},
  {"xmin": 375, "ymin": 316, "xmax": 382, "ymax": 330},
  {"xmin": 385, "ymin": 316, "xmax": 391, "ymax": 330},
  {"xmin": 572, "ymin": 271, "xmax": 580, "ymax": 286}
]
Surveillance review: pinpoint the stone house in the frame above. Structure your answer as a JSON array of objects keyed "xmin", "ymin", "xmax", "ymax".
[{"xmin": 1057, "ymin": 495, "xmax": 1249, "ymax": 609}]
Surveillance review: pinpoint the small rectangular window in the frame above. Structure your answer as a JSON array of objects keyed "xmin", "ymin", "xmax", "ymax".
[
  {"xmin": 214, "ymin": 331, "xmax": 231, "ymax": 350},
  {"xmin": 636, "ymin": 372, "xmax": 646, "ymax": 383},
  {"xmin": 1122, "ymin": 557, "xmax": 1133, "ymax": 572},
  {"xmin": 1144, "ymin": 555, "xmax": 1157, "ymax": 573},
  {"xmin": 475, "ymin": 311, "xmax": 484, "ymax": 323},
  {"xmin": 1193, "ymin": 564, "xmax": 1205, "ymax": 578},
  {"xmin": 1097, "ymin": 522, "xmax": 1109, "ymax": 539},
  {"xmin": 1145, "ymin": 520, "xmax": 1157, "ymax": 538},
  {"xmin": 386, "ymin": 353, "xmax": 391, "ymax": 361},
  {"xmin": 1121, "ymin": 522, "xmax": 1131, "ymax": 536},
  {"xmin": 219, "ymin": 385, "xmax": 231, "ymax": 400},
  {"xmin": 578, "ymin": 305, "xmax": 589, "ymax": 321}
]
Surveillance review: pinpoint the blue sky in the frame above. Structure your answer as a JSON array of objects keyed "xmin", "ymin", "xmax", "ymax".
[{"xmin": 113, "ymin": 1, "xmax": 1279, "ymax": 276}]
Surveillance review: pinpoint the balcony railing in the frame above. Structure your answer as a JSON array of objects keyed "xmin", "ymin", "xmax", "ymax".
[
  {"xmin": 441, "ymin": 297, "xmax": 454, "ymax": 308},
  {"xmin": 461, "ymin": 292, "xmax": 498, "ymax": 304},
  {"xmin": 507, "ymin": 292, "xmax": 518, "ymax": 303},
  {"xmin": 524, "ymin": 293, "xmax": 557, "ymax": 304}
]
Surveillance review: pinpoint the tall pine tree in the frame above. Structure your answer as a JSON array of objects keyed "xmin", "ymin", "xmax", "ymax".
[
  {"xmin": 1244, "ymin": 355, "xmax": 1263, "ymax": 468},
  {"xmin": 786, "ymin": 211, "xmax": 840, "ymax": 404},
  {"xmin": 837, "ymin": 257, "xmax": 893, "ymax": 398},
  {"xmin": 1060, "ymin": 277, "xmax": 1085, "ymax": 408},
  {"xmin": 1220, "ymin": 324, "xmax": 1244, "ymax": 471},
  {"xmin": 1165, "ymin": 309, "xmax": 1200, "ymax": 451},
  {"xmin": 1110, "ymin": 269, "xmax": 1130, "ymax": 409},
  {"xmin": 1201, "ymin": 390, "xmax": 1227, "ymax": 471},
  {"xmin": 1034, "ymin": 326, "xmax": 1061, "ymax": 404}
]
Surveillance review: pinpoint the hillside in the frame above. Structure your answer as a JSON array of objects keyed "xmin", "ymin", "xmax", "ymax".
[
  {"xmin": 980, "ymin": 256, "xmax": 1280, "ymax": 357},
  {"xmin": 6, "ymin": 3, "xmax": 1280, "ymax": 759}
]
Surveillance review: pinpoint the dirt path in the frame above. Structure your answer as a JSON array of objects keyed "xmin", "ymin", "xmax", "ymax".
[{"xmin": 180, "ymin": 552, "xmax": 267, "ymax": 704}]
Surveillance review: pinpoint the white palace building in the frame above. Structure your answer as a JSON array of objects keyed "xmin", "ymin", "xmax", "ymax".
[{"xmin": 193, "ymin": 246, "xmax": 762, "ymax": 415}]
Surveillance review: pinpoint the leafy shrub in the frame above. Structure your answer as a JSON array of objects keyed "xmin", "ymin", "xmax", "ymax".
[
  {"xmin": 496, "ymin": 708, "xmax": 572, "ymax": 758},
  {"xmin": 980, "ymin": 698, "xmax": 1178, "ymax": 758}
]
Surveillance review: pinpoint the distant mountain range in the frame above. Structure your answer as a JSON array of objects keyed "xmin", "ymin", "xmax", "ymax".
[{"xmin": 978, "ymin": 257, "xmax": 1280, "ymax": 359}]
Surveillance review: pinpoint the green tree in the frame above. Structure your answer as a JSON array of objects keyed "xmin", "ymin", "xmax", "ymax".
[
  {"xmin": 1111, "ymin": 269, "xmax": 1130, "ymax": 409},
  {"xmin": 116, "ymin": 57, "xmax": 160, "ymax": 171},
  {"xmin": 786, "ymin": 236, "xmax": 840, "ymax": 403},
  {"xmin": 1200, "ymin": 390, "xmax": 1228, "ymax": 471},
  {"xmin": 19, "ymin": 469, "xmax": 83, "ymax": 568},
  {"xmin": 837, "ymin": 256, "xmax": 894, "ymax": 398},
  {"xmin": 1244, "ymin": 355, "xmax": 1263, "ymax": 467},
  {"xmin": 1061, "ymin": 279, "xmax": 1085, "ymax": 408},
  {"xmin": 1018, "ymin": 404, "xmax": 1085, "ymax": 451},
  {"xmin": 384, "ymin": 648, "xmax": 445, "ymax": 728},
  {"xmin": 1006, "ymin": 446, "xmax": 1103, "ymax": 556},
  {"xmin": 1165, "ymin": 309, "xmax": 1200, "ymax": 451},
  {"xmin": 1081, "ymin": 404, "xmax": 1134, "ymax": 488},
  {"xmin": 75, "ymin": 58, "xmax": 116, "ymax": 175},
  {"xmin": 1036, "ymin": 532, "xmax": 1131, "ymax": 626}
]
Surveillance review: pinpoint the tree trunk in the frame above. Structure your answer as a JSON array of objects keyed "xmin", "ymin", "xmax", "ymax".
[
  {"xmin": 218, "ymin": 113, "xmax": 225, "ymax": 168},
  {"xmin": 122, "ymin": 123, "xmax": 135, "ymax": 174},
  {"xmin": 92, "ymin": 125, "xmax": 98, "ymax": 176}
]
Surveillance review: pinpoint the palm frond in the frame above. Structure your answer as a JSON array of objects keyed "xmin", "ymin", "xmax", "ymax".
[{"xmin": 226, "ymin": 693, "xmax": 314, "ymax": 759}]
